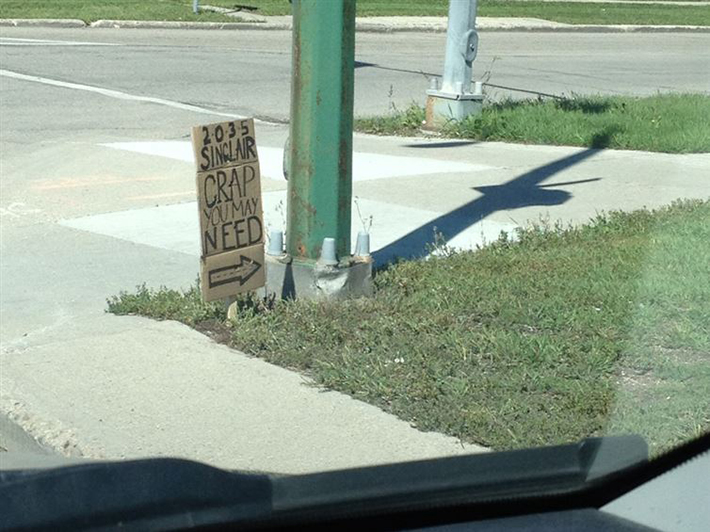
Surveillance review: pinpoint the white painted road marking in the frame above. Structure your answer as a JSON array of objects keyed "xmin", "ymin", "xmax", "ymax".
[
  {"xmin": 0, "ymin": 69, "xmax": 247, "ymax": 120},
  {"xmin": 101, "ymin": 141, "xmax": 496, "ymax": 182},
  {"xmin": 0, "ymin": 202, "xmax": 42, "ymax": 218},
  {"xmin": 102, "ymin": 141, "xmax": 194, "ymax": 163},
  {"xmin": 0, "ymin": 37, "xmax": 121, "ymax": 47},
  {"xmin": 59, "ymin": 192, "xmax": 517, "ymax": 258}
]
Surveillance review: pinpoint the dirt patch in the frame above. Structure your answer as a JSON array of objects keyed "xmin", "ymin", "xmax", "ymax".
[
  {"xmin": 194, "ymin": 319, "xmax": 233, "ymax": 345},
  {"xmin": 657, "ymin": 346, "xmax": 710, "ymax": 366},
  {"xmin": 616, "ymin": 367, "xmax": 662, "ymax": 391}
]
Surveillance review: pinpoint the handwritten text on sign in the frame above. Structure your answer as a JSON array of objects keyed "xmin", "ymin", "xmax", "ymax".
[{"xmin": 192, "ymin": 119, "xmax": 265, "ymax": 301}]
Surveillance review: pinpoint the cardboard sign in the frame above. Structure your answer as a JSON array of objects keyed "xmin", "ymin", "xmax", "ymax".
[
  {"xmin": 200, "ymin": 245, "xmax": 265, "ymax": 301},
  {"xmin": 197, "ymin": 161, "xmax": 263, "ymax": 257},
  {"xmin": 192, "ymin": 119, "xmax": 258, "ymax": 172},
  {"xmin": 192, "ymin": 119, "xmax": 265, "ymax": 302}
]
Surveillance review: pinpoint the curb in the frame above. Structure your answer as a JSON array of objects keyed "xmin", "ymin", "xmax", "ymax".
[
  {"xmin": 88, "ymin": 19, "xmax": 287, "ymax": 31},
  {"xmin": 481, "ymin": 24, "xmax": 710, "ymax": 33},
  {"xmin": 0, "ymin": 18, "xmax": 86, "ymax": 28},
  {"xmin": 0, "ymin": 18, "xmax": 708, "ymax": 33},
  {"xmin": 354, "ymin": 23, "xmax": 710, "ymax": 33}
]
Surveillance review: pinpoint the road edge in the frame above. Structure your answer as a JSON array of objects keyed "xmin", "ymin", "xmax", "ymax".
[
  {"xmin": 0, "ymin": 18, "xmax": 708, "ymax": 33},
  {"xmin": 0, "ymin": 378, "xmax": 96, "ymax": 460}
]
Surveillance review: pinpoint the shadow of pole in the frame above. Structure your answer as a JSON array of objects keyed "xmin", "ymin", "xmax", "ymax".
[{"xmin": 372, "ymin": 148, "xmax": 603, "ymax": 266}]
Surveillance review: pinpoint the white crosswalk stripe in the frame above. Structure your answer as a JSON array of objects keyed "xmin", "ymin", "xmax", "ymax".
[
  {"xmin": 101, "ymin": 141, "xmax": 496, "ymax": 182},
  {"xmin": 59, "ymin": 191, "xmax": 517, "ymax": 258},
  {"xmin": 0, "ymin": 37, "xmax": 121, "ymax": 46}
]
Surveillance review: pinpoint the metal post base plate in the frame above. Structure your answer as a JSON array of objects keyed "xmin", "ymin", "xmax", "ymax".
[
  {"xmin": 425, "ymin": 92, "xmax": 483, "ymax": 129},
  {"xmin": 262, "ymin": 254, "xmax": 373, "ymax": 301}
]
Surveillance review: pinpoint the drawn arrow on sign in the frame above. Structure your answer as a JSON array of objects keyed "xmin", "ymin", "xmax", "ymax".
[{"xmin": 208, "ymin": 256, "xmax": 261, "ymax": 288}]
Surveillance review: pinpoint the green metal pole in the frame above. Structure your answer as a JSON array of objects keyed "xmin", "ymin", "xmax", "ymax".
[{"xmin": 287, "ymin": 0, "xmax": 356, "ymax": 261}]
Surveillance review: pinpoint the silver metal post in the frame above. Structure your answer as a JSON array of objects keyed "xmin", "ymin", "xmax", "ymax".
[
  {"xmin": 193, "ymin": 0, "xmax": 199, "ymax": 14},
  {"xmin": 425, "ymin": 0, "xmax": 483, "ymax": 128},
  {"xmin": 441, "ymin": 0, "xmax": 478, "ymax": 94}
]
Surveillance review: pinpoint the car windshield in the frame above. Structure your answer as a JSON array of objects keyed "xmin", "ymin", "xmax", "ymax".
[{"xmin": 1, "ymin": 0, "xmax": 708, "ymax": 507}]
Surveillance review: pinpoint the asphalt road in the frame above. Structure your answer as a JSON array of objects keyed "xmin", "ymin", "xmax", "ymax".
[{"xmin": 1, "ymin": 27, "xmax": 708, "ymax": 123}]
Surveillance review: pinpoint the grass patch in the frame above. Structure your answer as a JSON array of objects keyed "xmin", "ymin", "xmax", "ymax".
[
  {"xmin": 108, "ymin": 200, "xmax": 710, "ymax": 456},
  {"xmin": 107, "ymin": 280, "xmax": 226, "ymax": 326},
  {"xmin": 356, "ymin": 94, "xmax": 710, "ymax": 154},
  {"xmin": 208, "ymin": 0, "xmax": 710, "ymax": 25},
  {"xmin": 0, "ymin": 0, "xmax": 233, "ymax": 23},
  {"xmin": 2, "ymin": 0, "xmax": 708, "ymax": 25},
  {"xmin": 478, "ymin": 1, "xmax": 710, "ymax": 26}
]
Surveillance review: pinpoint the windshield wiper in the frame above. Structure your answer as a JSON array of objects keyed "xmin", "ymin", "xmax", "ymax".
[{"xmin": 0, "ymin": 435, "xmax": 663, "ymax": 530}]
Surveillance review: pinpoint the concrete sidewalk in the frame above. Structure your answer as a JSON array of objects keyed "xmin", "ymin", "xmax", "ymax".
[
  {"xmin": 1, "ymin": 315, "xmax": 483, "ymax": 473},
  {"xmin": 2, "ymin": 121, "xmax": 709, "ymax": 474},
  {"xmin": 70, "ymin": 126, "xmax": 710, "ymax": 264},
  {"xmin": 1, "ymin": 15, "xmax": 708, "ymax": 33}
]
